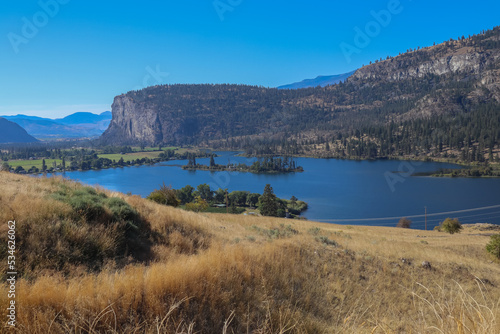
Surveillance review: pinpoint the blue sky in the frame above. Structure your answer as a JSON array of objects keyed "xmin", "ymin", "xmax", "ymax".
[{"xmin": 0, "ymin": 0, "xmax": 499, "ymax": 118}]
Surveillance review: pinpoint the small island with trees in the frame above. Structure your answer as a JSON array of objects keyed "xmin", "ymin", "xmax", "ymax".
[{"xmin": 182, "ymin": 154, "xmax": 304, "ymax": 174}]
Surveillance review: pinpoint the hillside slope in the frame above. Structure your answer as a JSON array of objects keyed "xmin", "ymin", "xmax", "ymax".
[
  {"xmin": 0, "ymin": 118, "xmax": 38, "ymax": 143},
  {"xmin": 1, "ymin": 172, "xmax": 499, "ymax": 333}
]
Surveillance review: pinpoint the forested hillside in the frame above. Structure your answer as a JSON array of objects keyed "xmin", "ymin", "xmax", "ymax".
[{"xmin": 101, "ymin": 26, "xmax": 500, "ymax": 163}]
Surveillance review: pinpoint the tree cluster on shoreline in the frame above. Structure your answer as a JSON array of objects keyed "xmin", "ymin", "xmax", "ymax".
[
  {"xmin": 147, "ymin": 183, "xmax": 308, "ymax": 218},
  {"xmin": 413, "ymin": 166, "xmax": 500, "ymax": 178}
]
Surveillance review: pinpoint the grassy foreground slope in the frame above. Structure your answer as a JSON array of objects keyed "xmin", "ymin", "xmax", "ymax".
[{"xmin": 0, "ymin": 172, "xmax": 499, "ymax": 333}]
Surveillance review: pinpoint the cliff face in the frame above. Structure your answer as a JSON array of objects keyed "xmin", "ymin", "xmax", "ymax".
[
  {"xmin": 101, "ymin": 27, "xmax": 500, "ymax": 146},
  {"xmin": 102, "ymin": 95, "xmax": 164, "ymax": 145}
]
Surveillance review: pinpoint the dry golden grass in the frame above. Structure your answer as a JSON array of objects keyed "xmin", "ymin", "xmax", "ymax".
[{"xmin": 0, "ymin": 171, "xmax": 500, "ymax": 333}]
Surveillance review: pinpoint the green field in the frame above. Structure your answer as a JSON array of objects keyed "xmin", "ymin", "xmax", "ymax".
[
  {"xmin": 97, "ymin": 151, "xmax": 164, "ymax": 162},
  {"xmin": 130, "ymin": 146, "xmax": 178, "ymax": 152},
  {"xmin": 7, "ymin": 152, "xmax": 163, "ymax": 170},
  {"xmin": 5, "ymin": 146, "xmax": 203, "ymax": 171},
  {"xmin": 7, "ymin": 159, "xmax": 62, "ymax": 170}
]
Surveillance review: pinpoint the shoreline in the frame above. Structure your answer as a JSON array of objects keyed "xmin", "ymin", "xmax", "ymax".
[{"xmin": 10, "ymin": 147, "xmax": 499, "ymax": 179}]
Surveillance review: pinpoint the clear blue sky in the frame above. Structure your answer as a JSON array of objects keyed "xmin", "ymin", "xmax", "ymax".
[{"xmin": 0, "ymin": 0, "xmax": 499, "ymax": 118}]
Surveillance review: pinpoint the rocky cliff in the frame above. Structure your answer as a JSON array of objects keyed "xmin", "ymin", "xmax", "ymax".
[{"xmin": 103, "ymin": 95, "xmax": 164, "ymax": 145}]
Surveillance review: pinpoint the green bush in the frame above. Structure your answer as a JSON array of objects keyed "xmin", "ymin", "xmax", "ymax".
[
  {"xmin": 185, "ymin": 196, "xmax": 209, "ymax": 212},
  {"xmin": 68, "ymin": 193, "xmax": 105, "ymax": 221},
  {"xmin": 53, "ymin": 186, "xmax": 139, "ymax": 226},
  {"xmin": 147, "ymin": 190, "xmax": 168, "ymax": 204},
  {"xmin": 486, "ymin": 234, "xmax": 500, "ymax": 259},
  {"xmin": 105, "ymin": 197, "xmax": 138, "ymax": 225},
  {"xmin": 438, "ymin": 218, "xmax": 462, "ymax": 234},
  {"xmin": 147, "ymin": 183, "xmax": 180, "ymax": 207}
]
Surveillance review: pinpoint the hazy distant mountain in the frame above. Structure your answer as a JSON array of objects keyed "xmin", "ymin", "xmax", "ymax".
[
  {"xmin": 277, "ymin": 71, "xmax": 355, "ymax": 89},
  {"xmin": 0, "ymin": 118, "xmax": 39, "ymax": 143},
  {"xmin": 2, "ymin": 111, "xmax": 112, "ymax": 139}
]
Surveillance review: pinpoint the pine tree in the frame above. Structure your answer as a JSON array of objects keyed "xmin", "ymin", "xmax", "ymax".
[{"xmin": 259, "ymin": 184, "xmax": 278, "ymax": 217}]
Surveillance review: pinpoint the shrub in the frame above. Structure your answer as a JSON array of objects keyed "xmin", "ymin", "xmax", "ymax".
[
  {"xmin": 439, "ymin": 218, "xmax": 462, "ymax": 234},
  {"xmin": 486, "ymin": 234, "xmax": 500, "ymax": 259},
  {"xmin": 308, "ymin": 227, "xmax": 321, "ymax": 236},
  {"xmin": 147, "ymin": 183, "xmax": 180, "ymax": 207},
  {"xmin": 105, "ymin": 197, "xmax": 139, "ymax": 226},
  {"xmin": 185, "ymin": 196, "xmax": 209, "ymax": 212},
  {"xmin": 316, "ymin": 236, "xmax": 338, "ymax": 246},
  {"xmin": 251, "ymin": 224, "xmax": 298, "ymax": 239},
  {"xmin": 397, "ymin": 217, "xmax": 412, "ymax": 228},
  {"xmin": 68, "ymin": 193, "xmax": 105, "ymax": 221},
  {"xmin": 146, "ymin": 190, "xmax": 168, "ymax": 204}
]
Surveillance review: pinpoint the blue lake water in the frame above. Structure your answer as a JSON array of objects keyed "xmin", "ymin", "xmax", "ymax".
[{"xmin": 48, "ymin": 151, "xmax": 500, "ymax": 229}]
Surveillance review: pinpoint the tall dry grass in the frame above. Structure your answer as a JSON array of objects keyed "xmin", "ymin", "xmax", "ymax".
[{"xmin": 1, "ymin": 172, "xmax": 500, "ymax": 333}]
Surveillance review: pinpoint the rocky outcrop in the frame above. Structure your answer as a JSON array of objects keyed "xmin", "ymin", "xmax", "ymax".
[
  {"xmin": 348, "ymin": 33, "xmax": 500, "ymax": 105},
  {"xmin": 351, "ymin": 49, "xmax": 499, "ymax": 81},
  {"xmin": 102, "ymin": 95, "xmax": 164, "ymax": 145}
]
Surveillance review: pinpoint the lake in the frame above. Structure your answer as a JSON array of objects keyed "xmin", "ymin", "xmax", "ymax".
[{"xmin": 48, "ymin": 151, "xmax": 500, "ymax": 229}]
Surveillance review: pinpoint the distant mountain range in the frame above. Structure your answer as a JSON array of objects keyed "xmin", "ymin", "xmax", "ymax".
[
  {"xmin": 0, "ymin": 118, "xmax": 39, "ymax": 144},
  {"xmin": 277, "ymin": 71, "xmax": 355, "ymax": 89},
  {"xmin": 1, "ymin": 111, "xmax": 112, "ymax": 140}
]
